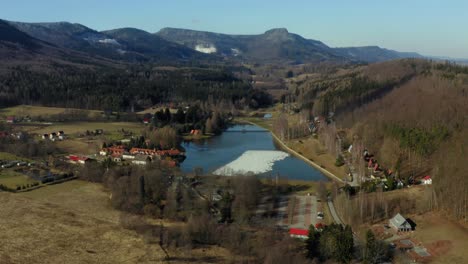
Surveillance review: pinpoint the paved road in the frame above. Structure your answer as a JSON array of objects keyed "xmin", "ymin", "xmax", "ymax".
[
  {"xmin": 327, "ymin": 197, "xmax": 344, "ymax": 226},
  {"xmin": 327, "ymin": 196, "xmax": 360, "ymax": 246}
]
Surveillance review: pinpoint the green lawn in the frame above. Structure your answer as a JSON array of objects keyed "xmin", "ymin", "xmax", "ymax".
[
  {"xmin": 0, "ymin": 170, "xmax": 38, "ymax": 189},
  {"xmin": 0, "ymin": 152, "xmax": 33, "ymax": 162}
]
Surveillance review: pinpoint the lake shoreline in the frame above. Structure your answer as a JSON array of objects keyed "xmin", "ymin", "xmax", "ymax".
[{"xmin": 236, "ymin": 119, "xmax": 345, "ymax": 184}]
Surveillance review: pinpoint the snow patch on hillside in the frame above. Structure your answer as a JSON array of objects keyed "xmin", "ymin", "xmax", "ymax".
[
  {"xmin": 195, "ymin": 44, "xmax": 217, "ymax": 54},
  {"xmin": 213, "ymin": 150, "xmax": 289, "ymax": 176},
  {"xmin": 98, "ymin": 38, "xmax": 120, "ymax": 45},
  {"xmin": 231, "ymin": 48, "xmax": 241, "ymax": 56}
]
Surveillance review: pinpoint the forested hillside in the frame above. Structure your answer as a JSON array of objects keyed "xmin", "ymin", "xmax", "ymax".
[
  {"xmin": 288, "ymin": 59, "xmax": 467, "ymax": 220},
  {"xmin": 0, "ymin": 64, "xmax": 261, "ymax": 111}
]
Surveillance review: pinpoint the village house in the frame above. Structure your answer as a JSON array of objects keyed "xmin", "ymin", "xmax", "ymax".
[
  {"xmin": 289, "ymin": 228, "xmax": 308, "ymax": 239},
  {"xmin": 57, "ymin": 131, "xmax": 65, "ymax": 140},
  {"xmin": 41, "ymin": 131, "xmax": 65, "ymax": 141},
  {"xmin": 190, "ymin": 129, "xmax": 201, "ymax": 135},
  {"xmin": 6, "ymin": 116, "xmax": 15, "ymax": 124},
  {"xmin": 100, "ymin": 145, "xmax": 127, "ymax": 156},
  {"xmin": 131, "ymin": 155, "xmax": 150, "ymax": 166},
  {"xmin": 49, "ymin": 132, "xmax": 58, "ymax": 141},
  {"xmin": 68, "ymin": 155, "xmax": 92, "ymax": 165},
  {"xmin": 122, "ymin": 154, "xmax": 135, "ymax": 160},
  {"xmin": 130, "ymin": 147, "xmax": 159, "ymax": 156},
  {"xmin": 111, "ymin": 153, "xmax": 122, "ymax": 162},
  {"xmin": 421, "ymin": 175, "xmax": 432, "ymax": 185},
  {"xmin": 389, "ymin": 213, "xmax": 413, "ymax": 232}
]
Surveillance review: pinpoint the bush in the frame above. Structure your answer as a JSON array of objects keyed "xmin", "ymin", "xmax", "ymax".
[{"xmin": 335, "ymin": 155, "xmax": 345, "ymax": 167}]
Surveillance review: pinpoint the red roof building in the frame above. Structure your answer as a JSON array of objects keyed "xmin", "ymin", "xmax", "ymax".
[
  {"xmin": 6, "ymin": 116, "xmax": 15, "ymax": 123},
  {"xmin": 130, "ymin": 148, "xmax": 182, "ymax": 157},
  {"xmin": 69, "ymin": 155, "xmax": 91, "ymax": 164},
  {"xmin": 289, "ymin": 228, "xmax": 308, "ymax": 239},
  {"xmin": 422, "ymin": 175, "xmax": 432, "ymax": 185}
]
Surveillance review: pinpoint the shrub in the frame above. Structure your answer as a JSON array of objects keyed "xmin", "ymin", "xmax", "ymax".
[{"xmin": 335, "ymin": 155, "xmax": 345, "ymax": 167}]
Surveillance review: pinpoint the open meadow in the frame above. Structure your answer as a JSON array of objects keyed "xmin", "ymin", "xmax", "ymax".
[
  {"xmin": 0, "ymin": 105, "xmax": 101, "ymax": 118},
  {"xmin": 0, "ymin": 180, "xmax": 234, "ymax": 264}
]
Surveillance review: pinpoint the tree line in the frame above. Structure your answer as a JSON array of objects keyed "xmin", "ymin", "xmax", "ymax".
[{"xmin": 0, "ymin": 64, "xmax": 272, "ymax": 111}]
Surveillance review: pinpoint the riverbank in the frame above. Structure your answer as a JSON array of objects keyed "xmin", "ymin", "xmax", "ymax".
[{"xmin": 238, "ymin": 118, "xmax": 345, "ymax": 184}]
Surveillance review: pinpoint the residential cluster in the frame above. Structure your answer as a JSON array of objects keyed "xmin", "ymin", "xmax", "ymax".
[
  {"xmin": 41, "ymin": 131, "xmax": 66, "ymax": 141},
  {"xmin": 98, "ymin": 145, "xmax": 184, "ymax": 167},
  {"xmin": 359, "ymin": 148, "xmax": 432, "ymax": 189}
]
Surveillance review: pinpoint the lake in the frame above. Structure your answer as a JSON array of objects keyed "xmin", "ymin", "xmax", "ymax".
[{"xmin": 181, "ymin": 124, "xmax": 327, "ymax": 181}]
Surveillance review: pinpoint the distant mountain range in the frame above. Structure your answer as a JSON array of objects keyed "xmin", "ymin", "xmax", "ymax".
[
  {"xmin": 2, "ymin": 19, "xmax": 427, "ymax": 64},
  {"xmin": 156, "ymin": 27, "xmax": 346, "ymax": 63},
  {"xmin": 6, "ymin": 20, "xmax": 211, "ymax": 63},
  {"xmin": 156, "ymin": 27, "xmax": 423, "ymax": 63}
]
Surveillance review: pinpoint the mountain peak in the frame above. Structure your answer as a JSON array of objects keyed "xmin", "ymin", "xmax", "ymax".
[{"xmin": 264, "ymin": 28, "xmax": 289, "ymax": 35}]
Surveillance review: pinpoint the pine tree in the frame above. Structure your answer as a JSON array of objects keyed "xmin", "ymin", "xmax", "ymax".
[{"xmin": 306, "ymin": 225, "xmax": 319, "ymax": 258}]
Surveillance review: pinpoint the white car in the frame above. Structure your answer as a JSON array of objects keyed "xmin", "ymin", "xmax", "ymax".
[{"xmin": 317, "ymin": 212, "xmax": 324, "ymax": 219}]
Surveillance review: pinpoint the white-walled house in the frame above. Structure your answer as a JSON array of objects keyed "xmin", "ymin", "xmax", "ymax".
[{"xmin": 421, "ymin": 176, "xmax": 432, "ymax": 185}]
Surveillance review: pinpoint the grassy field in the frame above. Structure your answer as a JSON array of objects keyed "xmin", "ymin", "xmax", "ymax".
[
  {"xmin": 23, "ymin": 121, "xmax": 144, "ymax": 135},
  {"xmin": 410, "ymin": 213, "xmax": 468, "ymax": 264},
  {"xmin": 16, "ymin": 121, "xmax": 145, "ymax": 155},
  {"xmin": 286, "ymin": 138, "xmax": 348, "ymax": 179},
  {"xmin": 0, "ymin": 170, "xmax": 37, "ymax": 189},
  {"xmin": 0, "ymin": 105, "xmax": 101, "ymax": 117},
  {"xmin": 0, "ymin": 152, "xmax": 33, "ymax": 162},
  {"xmin": 0, "ymin": 180, "xmax": 233, "ymax": 263},
  {"xmin": 55, "ymin": 139, "xmax": 100, "ymax": 155}
]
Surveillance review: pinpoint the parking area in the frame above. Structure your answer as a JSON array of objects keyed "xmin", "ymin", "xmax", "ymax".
[
  {"xmin": 278, "ymin": 195, "xmax": 319, "ymax": 230},
  {"xmin": 254, "ymin": 194, "xmax": 324, "ymax": 231}
]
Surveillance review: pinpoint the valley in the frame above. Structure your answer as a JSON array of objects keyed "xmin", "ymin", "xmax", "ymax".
[{"xmin": 0, "ymin": 9, "xmax": 467, "ymax": 264}]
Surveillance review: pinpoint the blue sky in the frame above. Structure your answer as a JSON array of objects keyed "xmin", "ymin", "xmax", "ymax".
[{"xmin": 1, "ymin": 0, "xmax": 467, "ymax": 58}]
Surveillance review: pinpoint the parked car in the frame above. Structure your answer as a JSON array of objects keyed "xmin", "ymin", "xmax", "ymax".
[
  {"xmin": 317, "ymin": 212, "xmax": 324, "ymax": 219},
  {"xmin": 2, "ymin": 163, "xmax": 15, "ymax": 168}
]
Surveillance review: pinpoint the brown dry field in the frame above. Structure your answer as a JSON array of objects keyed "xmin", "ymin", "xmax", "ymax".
[
  {"xmin": 0, "ymin": 105, "xmax": 101, "ymax": 117},
  {"xmin": 411, "ymin": 213, "xmax": 468, "ymax": 264},
  {"xmin": 286, "ymin": 137, "xmax": 348, "ymax": 180},
  {"xmin": 0, "ymin": 181, "xmax": 232, "ymax": 264},
  {"xmin": 361, "ymin": 186, "xmax": 468, "ymax": 264}
]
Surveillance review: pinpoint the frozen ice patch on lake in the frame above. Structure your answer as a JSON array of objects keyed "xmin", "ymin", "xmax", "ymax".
[{"xmin": 213, "ymin": 150, "xmax": 289, "ymax": 176}]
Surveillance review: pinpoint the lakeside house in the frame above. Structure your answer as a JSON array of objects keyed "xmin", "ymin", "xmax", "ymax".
[
  {"xmin": 6, "ymin": 116, "xmax": 15, "ymax": 123},
  {"xmin": 389, "ymin": 213, "xmax": 413, "ymax": 232},
  {"xmin": 190, "ymin": 129, "xmax": 201, "ymax": 135},
  {"xmin": 100, "ymin": 146, "xmax": 126, "ymax": 156}
]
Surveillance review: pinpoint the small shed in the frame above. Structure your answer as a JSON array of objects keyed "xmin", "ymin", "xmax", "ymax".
[
  {"xmin": 389, "ymin": 213, "xmax": 413, "ymax": 232},
  {"xmin": 263, "ymin": 113, "xmax": 273, "ymax": 119}
]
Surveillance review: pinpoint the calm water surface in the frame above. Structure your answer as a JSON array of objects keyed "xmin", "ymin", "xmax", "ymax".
[{"xmin": 181, "ymin": 124, "xmax": 327, "ymax": 181}]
